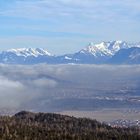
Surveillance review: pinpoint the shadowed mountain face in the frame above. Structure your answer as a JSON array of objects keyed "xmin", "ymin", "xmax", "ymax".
[
  {"xmin": 0, "ymin": 41, "xmax": 140, "ymax": 64},
  {"xmin": 108, "ymin": 47, "xmax": 140, "ymax": 64}
]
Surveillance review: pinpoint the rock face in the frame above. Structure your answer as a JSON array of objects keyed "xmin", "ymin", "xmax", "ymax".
[{"xmin": 0, "ymin": 41, "xmax": 140, "ymax": 64}]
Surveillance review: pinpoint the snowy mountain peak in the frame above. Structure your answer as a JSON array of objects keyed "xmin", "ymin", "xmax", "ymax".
[
  {"xmin": 0, "ymin": 41, "xmax": 140, "ymax": 64},
  {"xmin": 79, "ymin": 41, "xmax": 137, "ymax": 57},
  {"xmin": 6, "ymin": 48, "xmax": 52, "ymax": 57}
]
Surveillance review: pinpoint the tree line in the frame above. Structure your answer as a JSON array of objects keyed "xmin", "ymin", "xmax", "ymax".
[{"xmin": 0, "ymin": 111, "xmax": 139, "ymax": 140}]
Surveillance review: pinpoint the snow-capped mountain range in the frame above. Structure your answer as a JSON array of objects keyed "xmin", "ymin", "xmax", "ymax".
[
  {"xmin": 0, "ymin": 41, "xmax": 140, "ymax": 64},
  {"xmin": 6, "ymin": 48, "xmax": 52, "ymax": 57}
]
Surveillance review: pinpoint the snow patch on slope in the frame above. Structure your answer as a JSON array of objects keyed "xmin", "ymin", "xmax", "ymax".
[{"xmin": 79, "ymin": 41, "xmax": 140, "ymax": 57}]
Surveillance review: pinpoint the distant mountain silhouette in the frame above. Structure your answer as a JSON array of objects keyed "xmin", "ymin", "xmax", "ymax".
[{"xmin": 0, "ymin": 41, "xmax": 140, "ymax": 64}]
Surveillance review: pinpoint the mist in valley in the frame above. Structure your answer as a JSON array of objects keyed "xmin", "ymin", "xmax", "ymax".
[{"xmin": 0, "ymin": 64, "xmax": 140, "ymax": 121}]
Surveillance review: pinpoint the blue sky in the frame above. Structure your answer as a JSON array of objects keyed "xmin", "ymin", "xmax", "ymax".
[{"xmin": 0, "ymin": 0, "xmax": 140, "ymax": 54}]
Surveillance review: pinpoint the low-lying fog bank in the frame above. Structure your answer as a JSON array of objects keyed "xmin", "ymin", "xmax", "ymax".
[{"xmin": 0, "ymin": 64, "xmax": 140, "ymax": 121}]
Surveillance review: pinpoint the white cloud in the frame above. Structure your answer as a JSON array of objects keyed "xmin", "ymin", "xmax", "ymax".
[{"xmin": 1, "ymin": 0, "xmax": 140, "ymax": 22}]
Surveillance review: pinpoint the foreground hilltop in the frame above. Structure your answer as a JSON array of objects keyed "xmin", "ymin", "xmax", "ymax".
[
  {"xmin": 0, "ymin": 111, "xmax": 139, "ymax": 140},
  {"xmin": 0, "ymin": 41, "xmax": 140, "ymax": 64}
]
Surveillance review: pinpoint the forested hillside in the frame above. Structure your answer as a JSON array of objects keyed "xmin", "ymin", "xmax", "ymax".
[{"xmin": 0, "ymin": 111, "xmax": 139, "ymax": 140}]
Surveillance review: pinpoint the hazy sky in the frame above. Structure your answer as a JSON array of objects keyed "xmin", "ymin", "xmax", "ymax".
[{"xmin": 0, "ymin": 0, "xmax": 140, "ymax": 54}]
